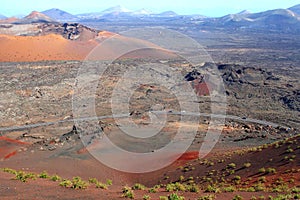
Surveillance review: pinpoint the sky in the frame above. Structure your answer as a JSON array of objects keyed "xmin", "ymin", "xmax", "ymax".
[{"xmin": 1, "ymin": 0, "xmax": 300, "ymax": 17}]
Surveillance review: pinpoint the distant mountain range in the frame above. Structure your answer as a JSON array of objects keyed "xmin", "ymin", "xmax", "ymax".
[
  {"xmin": 289, "ymin": 4, "xmax": 300, "ymax": 15},
  {"xmin": 1, "ymin": 4, "xmax": 300, "ymax": 33},
  {"xmin": 42, "ymin": 8, "xmax": 76, "ymax": 21},
  {"xmin": 11, "ymin": 11, "xmax": 56, "ymax": 24},
  {"xmin": 0, "ymin": 14, "xmax": 6, "ymax": 19}
]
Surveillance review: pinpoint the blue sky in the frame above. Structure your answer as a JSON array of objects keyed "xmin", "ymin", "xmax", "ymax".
[{"xmin": 1, "ymin": 0, "xmax": 300, "ymax": 17}]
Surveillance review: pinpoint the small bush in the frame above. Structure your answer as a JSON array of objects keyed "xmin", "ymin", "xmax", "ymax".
[
  {"xmin": 106, "ymin": 179, "xmax": 113, "ymax": 186},
  {"xmin": 243, "ymin": 162, "xmax": 251, "ymax": 168},
  {"xmin": 168, "ymin": 193, "xmax": 185, "ymax": 200},
  {"xmin": 246, "ymin": 187, "xmax": 256, "ymax": 192},
  {"xmin": 2, "ymin": 168, "xmax": 17, "ymax": 174},
  {"xmin": 187, "ymin": 184, "xmax": 199, "ymax": 193},
  {"xmin": 286, "ymin": 148, "xmax": 294, "ymax": 153},
  {"xmin": 266, "ymin": 168, "xmax": 276, "ymax": 174},
  {"xmin": 258, "ymin": 176, "xmax": 266, "ymax": 183},
  {"xmin": 232, "ymin": 195, "xmax": 243, "ymax": 200},
  {"xmin": 149, "ymin": 187, "xmax": 158, "ymax": 193},
  {"xmin": 15, "ymin": 171, "xmax": 36, "ymax": 182},
  {"xmin": 253, "ymin": 183, "xmax": 266, "ymax": 192},
  {"xmin": 198, "ymin": 194, "xmax": 216, "ymax": 200},
  {"xmin": 122, "ymin": 186, "xmax": 134, "ymax": 199},
  {"xmin": 205, "ymin": 185, "xmax": 220, "ymax": 193},
  {"xmin": 96, "ymin": 182, "xmax": 108, "ymax": 189},
  {"xmin": 179, "ymin": 175, "xmax": 185, "ymax": 181},
  {"xmin": 258, "ymin": 168, "xmax": 266, "ymax": 173},
  {"xmin": 227, "ymin": 163, "xmax": 236, "ymax": 169},
  {"xmin": 59, "ymin": 179, "xmax": 73, "ymax": 188},
  {"xmin": 222, "ymin": 185, "xmax": 236, "ymax": 192},
  {"xmin": 50, "ymin": 175, "xmax": 61, "ymax": 182},
  {"xmin": 175, "ymin": 182, "xmax": 186, "ymax": 191},
  {"xmin": 132, "ymin": 183, "xmax": 146, "ymax": 190},
  {"xmin": 71, "ymin": 177, "xmax": 88, "ymax": 189},
  {"xmin": 89, "ymin": 178, "xmax": 98, "ymax": 184},
  {"xmin": 38, "ymin": 171, "xmax": 50, "ymax": 179},
  {"xmin": 143, "ymin": 195, "xmax": 151, "ymax": 200}
]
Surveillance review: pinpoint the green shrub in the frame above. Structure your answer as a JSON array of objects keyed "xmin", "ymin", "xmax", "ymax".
[
  {"xmin": 222, "ymin": 185, "xmax": 236, "ymax": 192},
  {"xmin": 253, "ymin": 183, "xmax": 265, "ymax": 192},
  {"xmin": 59, "ymin": 179, "xmax": 73, "ymax": 188},
  {"xmin": 143, "ymin": 195, "xmax": 151, "ymax": 200},
  {"xmin": 166, "ymin": 183, "xmax": 176, "ymax": 192},
  {"xmin": 291, "ymin": 186, "xmax": 300, "ymax": 193},
  {"xmin": 168, "ymin": 193, "xmax": 185, "ymax": 200},
  {"xmin": 246, "ymin": 187, "xmax": 256, "ymax": 192},
  {"xmin": 71, "ymin": 176, "xmax": 88, "ymax": 189},
  {"xmin": 187, "ymin": 184, "xmax": 199, "ymax": 193},
  {"xmin": 106, "ymin": 179, "xmax": 113, "ymax": 186},
  {"xmin": 179, "ymin": 175, "xmax": 185, "ymax": 181},
  {"xmin": 132, "ymin": 183, "xmax": 146, "ymax": 190},
  {"xmin": 266, "ymin": 168, "xmax": 276, "ymax": 174},
  {"xmin": 175, "ymin": 182, "xmax": 186, "ymax": 191},
  {"xmin": 122, "ymin": 186, "xmax": 134, "ymax": 199},
  {"xmin": 38, "ymin": 171, "xmax": 50, "ymax": 179},
  {"xmin": 149, "ymin": 187, "xmax": 158, "ymax": 193},
  {"xmin": 96, "ymin": 182, "xmax": 108, "ymax": 189},
  {"xmin": 15, "ymin": 171, "xmax": 36, "ymax": 182},
  {"xmin": 232, "ymin": 195, "xmax": 243, "ymax": 200},
  {"xmin": 258, "ymin": 176, "xmax": 266, "ymax": 183},
  {"xmin": 243, "ymin": 162, "xmax": 251, "ymax": 168},
  {"xmin": 258, "ymin": 168, "xmax": 266, "ymax": 173},
  {"xmin": 227, "ymin": 163, "xmax": 236, "ymax": 169},
  {"xmin": 50, "ymin": 174, "xmax": 61, "ymax": 182},
  {"xmin": 198, "ymin": 194, "xmax": 216, "ymax": 200},
  {"xmin": 89, "ymin": 178, "xmax": 98, "ymax": 184},
  {"xmin": 205, "ymin": 185, "xmax": 220, "ymax": 193},
  {"xmin": 2, "ymin": 168, "xmax": 17, "ymax": 174}
]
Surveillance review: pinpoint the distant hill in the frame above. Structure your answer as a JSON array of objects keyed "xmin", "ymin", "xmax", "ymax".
[
  {"xmin": 289, "ymin": 4, "xmax": 300, "ymax": 15},
  {"xmin": 157, "ymin": 11, "xmax": 178, "ymax": 17},
  {"xmin": 212, "ymin": 8, "xmax": 300, "ymax": 33},
  {"xmin": 14, "ymin": 11, "xmax": 56, "ymax": 24},
  {"xmin": 132, "ymin": 8, "xmax": 153, "ymax": 16},
  {"xmin": 42, "ymin": 8, "xmax": 76, "ymax": 21},
  {"xmin": 76, "ymin": 5, "xmax": 132, "ymax": 20},
  {"xmin": 0, "ymin": 14, "xmax": 6, "ymax": 19}
]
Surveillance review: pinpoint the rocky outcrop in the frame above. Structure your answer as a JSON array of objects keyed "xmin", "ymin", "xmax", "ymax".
[{"xmin": 280, "ymin": 90, "xmax": 300, "ymax": 111}]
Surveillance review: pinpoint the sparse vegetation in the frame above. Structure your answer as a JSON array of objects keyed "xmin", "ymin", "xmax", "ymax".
[
  {"xmin": 122, "ymin": 186, "xmax": 135, "ymax": 199},
  {"xmin": 227, "ymin": 163, "xmax": 236, "ymax": 169},
  {"xmin": 38, "ymin": 171, "xmax": 50, "ymax": 179},
  {"xmin": 232, "ymin": 195, "xmax": 243, "ymax": 200},
  {"xmin": 132, "ymin": 183, "xmax": 146, "ymax": 190},
  {"xmin": 205, "ymin": 185, "xmax": 221, "ymax": 193},
  {"xmin": 50, "ymin": 174, "xmax": 61, "ymax": 181},
  {"xmin": 168, "ymin": 193, "xmax": 185, "ymax": 200},
  {"xmin": 96, "ymin": 182, "xmax": 108, "ymax": 189},
  {"xmin": 198, "ymin": 194, "xmax": 216, "ymax": 200},
  {"xmin": 143, "ymin": 195, "xmax": 151, "ymax": 200},
  {"xmin": 243, "ymin": 162, "xmax": 251, "ymax": 168}
]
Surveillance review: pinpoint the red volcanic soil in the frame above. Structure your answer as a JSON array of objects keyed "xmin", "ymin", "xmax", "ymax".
[
  {"xmin": 0, "ymin": 33, "xmax": 177, "ymax": 62},
  {"xmin": 178, "ymin": 151, "xmax": 199, "ymax": 161},
  {"xmin": 161, "ymin": 135, "xmax": 300, "ymax": 187},
  {"xmin": 0, "ymin": 136, "xmax": 29, "ymax": 160},
  {"xmin": 0, "ymin": 132, "xmax": 298, "ymax": 199},
  {"xmin": 0, "ymin": 34, "xmax": 96, "ymax": 62},
  {"xmin": 0, "ymin": 136, "xmax": 28, "ymax": 145},
  {"xmin": 192, "ymin": 81, "xmax": 210, "ymax": 96}
]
